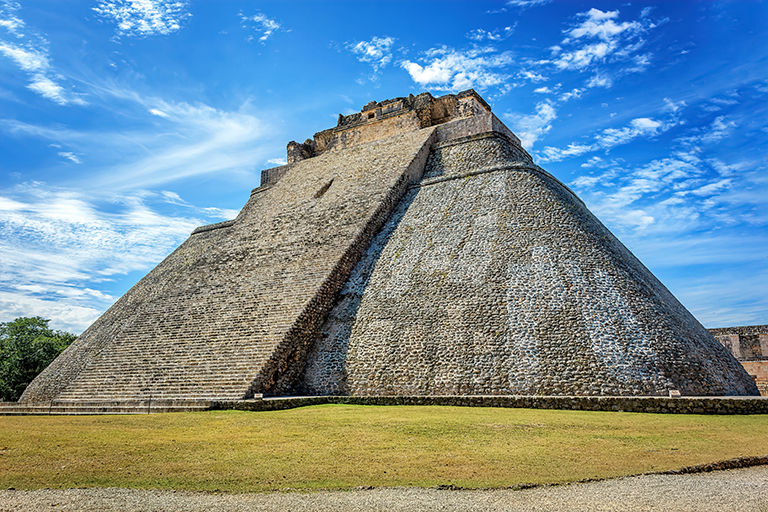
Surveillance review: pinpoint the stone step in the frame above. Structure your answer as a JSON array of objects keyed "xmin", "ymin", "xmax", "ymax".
[{"xmin": 0, "ymin": 399, "xmax": 217, "ymax": 415}]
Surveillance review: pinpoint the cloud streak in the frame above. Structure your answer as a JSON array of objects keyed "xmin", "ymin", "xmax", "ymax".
[
  {"xmin": 240, "ymin": 11, "xmax": 282, "ymax": 43},
  {"xmin": 2, "ymin": 84, "xmax": 271, "ymax": 190},
  {"xmin": 93, "ymin": 0, "xmax": 192, "ymax": 37},
  {"xmin": 0, "ymin": 182, "xmax": 236, "ymax": 332},
  {"xmin": 503, "ymin": 101, "xmax": 557, "ymax": 149},
  {"xmin": 0, "ymin": 2, "xmax": 86, "ymax": 105},
  {"xmin": 531, "ymin": 8, "xmax": 663, "ymax": 90},
  {"xmin": 539, "ymin": 115, "xmax": 676, "ymax": 162},
  {"xmin": 506, "ymin": 0, "xmax": 551, "ymax": 9}
]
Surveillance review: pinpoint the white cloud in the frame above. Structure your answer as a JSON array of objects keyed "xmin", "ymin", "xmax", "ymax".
[
  {"xmin": 0, "ymin": 40, "xmax": 47, "ymax": 71},
  {"xmin": 599, "ymin": 117, "xmax": 661, "ymax": 146},
  {"xmin": 676, "ymin": 116, "xmax": 735, "ymax": 147},
  {"xmin": 506, "ymin": 0, "xmax": 551, "ymax": 8},
  {"xmin": 267, "ymin": 157, "xmax": 287, "ymax": 166},
  {"xmin": 518, "ymin": 70, "xmax": 548, "ymax": 83},
  {"xmin": 401, "ymin": 46, "xmax": 514, "ymax": 92},
  {"xmin": 0, "ymin": 4, "xmax": 87, "ymax": 106},
  {"xmin": 662, "ymin": 97, "xmax": 686, "ymax": 114},
  {"xmin": 160, "ymin": 190, "xmax": 187, "ymax": 205},
  {"xmin": 690, "ymin": 178, "xmax": 732, "ymax": 197},
  {"xmin": 558, "ymin": 88, "xmax": 583, "ymax": 102},
  {"xmin": 58, "ymin": 151, "xmax": 81, "ymax": 164},
  {"xmin": 93, "ymin": 0, "xmax": 191, "ymax": 38},
  {"xmin": 467, "ymin": 26, "xmax": 515, "ymax": 42},
  {"xmin": 2, "ymin": 86, "xmax": 270, "ymax": 190},
  {"xmin": 539, "ymin": 115, "xmax": 676, "ymax": 162},
  {"xmin": 149, "ymin": 108, "xmax": 169, "ymax": 117},
  {"xmin": 702, "ymin": 97, "xmax": 739, "ymax": 112},
  {"xmin": 0, "ymin": 183, "xmax": 223, "ymax": 331},
  {"xmin": 539, "ymin": 142, "xmax": 594, "ymax": 162},
  {"xmin": 568, "ymin": 147, "xmax": 766, "ymax": 255},
  {"xmin": 0, "ymin": 4, "xmax": 24, "ymax": 37},
  {"xmin": 240, "ymin": 12, "xmax": 282, "ymax": 44},
  {"xmin": 580, "ymin": 156, "xmax": 604, "ymax": 168},
  {"xmin": 562, "ymin": 8, "xmax": 642, "ymax": 43},
  {"xmin": 503, "ymin": 101, "xmax": 557, "ymax": 149},
  {"xmin": 551, "ymin": 41, "xmax": 614, "ymax": 71},
  {"xmin": 534, "ymin": 8, "xmax": 660, "ymax": 86},
  {"xmin": 0, "ymin": 42, "xmax": 82, "ymax": 105},
  {"xmin": 586, "ymin": 72, "xmax": 613, "ymax": 88},
  {"xmin": 348, "ymin": 36, "xmax": 395, "ymax": 73}
]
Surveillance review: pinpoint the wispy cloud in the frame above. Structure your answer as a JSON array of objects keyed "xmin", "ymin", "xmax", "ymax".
[
  {"xmin": 676, "ymin": 116, "xmax": 736, "ymax": 148},
  {"xmin": 240, "ymin": 11, "xmax": 283, "ymax": 44},
  {"xmin": 2, "ymin": 85, "xmax": 271, "ymax": 190},
  {"xmin": 503, "ymin": 100, "xmax": 557, "ymax": 149},
  {"xmin": 149, "ymin": 108, "xmax": 169, "ymax": 117},
  {"xmin": 517, "ymin": 69, "xmax": 548, "ymax": 83},
  {"xmin": 401, "ymin": 46, "xmax": 514, "ymax": 93},
  {"xmin": 0, "ymin": 2, "xmax": 86, "ymax": 105},
  {"xmin": 586, "ymin": 72, "xmax": 613, "ymax": 88},
  {"xmin": 0, "ymin": 2, "xmax": 24, "ymax": 37},
  {"xmin": 506, "ymin": 0, "xmax": 551, "ymax": 9},
  {"xmin": 348, "ymin": 36, "xmax": 395, "ymax": 79},
  {"xmin": 58, "ymin": 151, "xmax": 81, "ymax": 164},
  {"xmin": 93, "ymin": 0, "xmax": 191, "ymax": 38},
  {"xmin": 0, "ymin": 182, "xmax": 237, "ymax": 331},
  {"xmin": 570, "ymin": 146, "xmax": 766, "ymax": 240},
  {"xmin": 466, "ymin": 26, "xmax": 515, "ymax": 42},
  {"xmin": 535, "ymin": 8, "xmax": 662, "ymax": 87},
  {"xmin": 539, "ymin": 115, "xmax": 677, "ymax": 162},
  {"xmin": 558, "ymin": 88, "xmax": 583, "ymax": 102}
]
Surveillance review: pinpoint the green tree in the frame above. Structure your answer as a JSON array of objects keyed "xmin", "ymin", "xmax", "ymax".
[{"xmin": 0, "ymin": 317, "xmax": 77, "ymax": 401}]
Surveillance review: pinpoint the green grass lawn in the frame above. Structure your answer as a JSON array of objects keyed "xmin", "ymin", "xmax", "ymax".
[{"xmin": 1, "ymin": 405, "xmax": 766, "ymax": 492}]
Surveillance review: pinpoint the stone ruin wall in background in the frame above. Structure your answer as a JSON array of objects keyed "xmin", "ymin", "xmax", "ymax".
[{"xmin": 709, "ymin": 325, "xmax": 768, "ymax": 396}]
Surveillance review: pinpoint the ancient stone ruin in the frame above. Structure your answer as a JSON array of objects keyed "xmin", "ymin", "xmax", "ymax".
[
  {"xmin": 21, "ymin": 90, "xmax": 759, "ymax": 403},
  {"xmin": 709, "ymin": 325, "xmax": 768, "ymax": 395}
]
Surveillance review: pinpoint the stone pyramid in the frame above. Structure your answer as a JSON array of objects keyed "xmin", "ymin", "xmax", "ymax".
[{"xmin": 21, "ymin": 90, "xmax": 758, "ymax": 402}]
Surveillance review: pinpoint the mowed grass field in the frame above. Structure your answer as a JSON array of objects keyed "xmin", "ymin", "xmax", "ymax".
[{"xmin": 1, "ymin": 405, "xmax": 766, "ymax": 492}]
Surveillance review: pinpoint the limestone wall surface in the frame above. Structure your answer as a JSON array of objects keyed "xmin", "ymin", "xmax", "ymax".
[
  {"xmin": 303, "ymin": 133, "xmax": 758, "ymax": 397},
  {"xmin": 21, "ymin": 128, "xmax": 436, "ymax": 402}
]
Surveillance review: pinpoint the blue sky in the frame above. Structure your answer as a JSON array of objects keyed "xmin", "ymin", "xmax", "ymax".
[{"xmin": 1, "ymin": 0, "xmax": 766, "ymax": 333}]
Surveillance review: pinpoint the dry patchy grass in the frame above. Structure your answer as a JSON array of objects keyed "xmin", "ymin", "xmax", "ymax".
[{"xmin": 0, "ymin": 405, "xmax": 766, "ymax": 491}]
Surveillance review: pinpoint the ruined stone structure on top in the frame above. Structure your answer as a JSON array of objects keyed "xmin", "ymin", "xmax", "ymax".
[{"xmin": 21, "ymin": 90, "xmax": 759, "ymax": 403}]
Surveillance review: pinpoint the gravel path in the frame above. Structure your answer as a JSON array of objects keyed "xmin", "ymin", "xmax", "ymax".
[{"xmin": 2, "ymin": 466, "xmax": 767, "ymax": 511}]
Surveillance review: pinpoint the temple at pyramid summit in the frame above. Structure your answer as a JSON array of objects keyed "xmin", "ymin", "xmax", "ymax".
[{"xmin": 21, "ymin": 90, "xmax": 759, "ymax": 403}]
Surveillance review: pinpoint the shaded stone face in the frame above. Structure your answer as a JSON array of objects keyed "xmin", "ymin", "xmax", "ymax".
[
  {"xmin": 303, "ymin": 133, "xmax": 758, "ymax": 397},
  {"xmin": 21, "ymin": 90, "xmax": 759, "ymax": 403}
]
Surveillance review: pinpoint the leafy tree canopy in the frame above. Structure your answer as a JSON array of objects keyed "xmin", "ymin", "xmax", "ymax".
[{"xmin": 0, "ymin": 317, "xmax": 77, "ymax": 402}]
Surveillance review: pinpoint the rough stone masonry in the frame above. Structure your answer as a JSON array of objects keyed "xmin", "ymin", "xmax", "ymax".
[{"xmin": 21, "ymin": 90, "xmax": 759, "ymax": 403}]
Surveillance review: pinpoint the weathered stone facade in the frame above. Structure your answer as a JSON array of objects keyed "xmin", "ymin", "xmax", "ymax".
[
  {"xmin": 303, "ymin": 132, "xmax": 756, "ymax": 397},
  {"xmin": 21, "ymin": 90, "xmax": 759, "ymax": 403},
  {"xmin": 709, "ymin": 325, "xmax": 768, "ymax": 396}
]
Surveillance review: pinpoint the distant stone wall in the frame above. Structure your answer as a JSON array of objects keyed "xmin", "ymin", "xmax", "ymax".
[
  {"xmin": 708, "ymin": 326, "xmax": 768, "ymax": 396},
  {"xmin": 214, "ymin": 395, "xmax": 768, "ymax": 415},
  {"xmin": 303, "ymin": 132, "xmax": 757, "ymax": 397},
  {"xmin": 740, "ymin": 362, "xmax": 768, "ymax": 396},
  {"xmin": 709, "ymin": 325, "xmax": 768, "ymax": 360}
]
